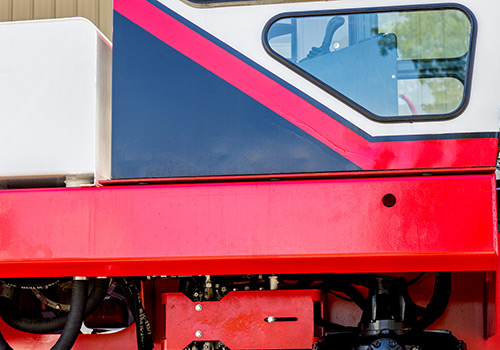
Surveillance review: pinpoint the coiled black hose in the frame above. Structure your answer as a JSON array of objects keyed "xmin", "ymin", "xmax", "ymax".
[
  {"xmin": 0, "ymin": 278, "xmax": 108, "ymax": 334},
  {"xmin": 0, "ymin": 277, "xmax": 91, "ymax": 350},
  {"xmin": 50, "ymin": 278, "xmax": 88, "ymax": 350}
]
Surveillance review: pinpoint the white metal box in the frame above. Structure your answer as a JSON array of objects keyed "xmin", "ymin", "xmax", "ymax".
[{"xmin": 0, "ymin": 18, "xmax": 111, "ymax": 187}]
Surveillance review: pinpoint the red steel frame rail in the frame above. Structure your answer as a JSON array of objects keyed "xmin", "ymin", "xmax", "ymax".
[{"xmin": 0, "ymin": 174, "xmax": 496, "ymax": 276}]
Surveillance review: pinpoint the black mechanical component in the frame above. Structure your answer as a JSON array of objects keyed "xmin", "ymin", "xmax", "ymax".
[
  {"xmin": 361, "ymin": 277, "xmax": 415, "ymax": 336},
  {"xmin": 184, "ymin": 341, "xmax": 229, "ymax": 350},
  {"xmin": 315, "ymin": 273, "xmax": 465, "ymax": 350},
  {"xmin": 316, "ymin": 331, "xmax": 466, "ymax": 350},
  {"xmin": 179, "ymin": 274, "xmax": 272, "ymax": 302}
]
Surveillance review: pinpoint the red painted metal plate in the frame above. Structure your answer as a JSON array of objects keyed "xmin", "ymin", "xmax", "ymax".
[
  {"xmin": 162, "ymin": 290, "xmax": 321, "ymax": 350},
  {"xmin": 0, "ymin": 174, "xmax": 496, "ymax": 277}
]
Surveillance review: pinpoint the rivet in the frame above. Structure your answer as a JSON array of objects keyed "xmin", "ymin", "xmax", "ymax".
[
  {"xmin": 195, "ymin": 304, "xmax": 202, "ymax": 311},
  {"xmin": 195, "ymin": 330, "xmax": 203, "ymax": 338}
]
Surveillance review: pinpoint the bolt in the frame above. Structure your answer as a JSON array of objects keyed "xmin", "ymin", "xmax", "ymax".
[
  {"xmin": 55, "ymin": 304, "xmax": 61, "ymax": 310},
  {"xmin": 195, "ymin": 330, "xmax": 203, "ymax": 338},
  {"xmin": 373, "ymin": 340, "xmax": 381, "ymax": 348},
  {"xmin": 267, "ymin": 316, "xmax": 276, "ymax": 323},
  {"xmin": 269, "ymin": 276, "xmax": 279, "ymax": 290},
  {"xmin": 389, "ymin": 341, "xmax": 397, "ymax": 348},
  {"xmin": 244, "ymin": 286, "xmax": 250, "ymax": 291},
  {"xmin": 195, "ymin": 304, "xmax": 202, "ymax": 311}
]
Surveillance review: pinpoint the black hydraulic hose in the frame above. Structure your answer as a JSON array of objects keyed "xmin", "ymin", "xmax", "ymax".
[
  {"xmin": 415, "ymin": 272, "xmax": 452, "ymax": 330},
  {"xmin": 50, "ymin": 278, "xmax": 88, "ymax": 350},
  {"xmin": 316, "ymin": 280, "xmax": 367, "ymax": 310},
  {"xmin": 82, "ymin": 278, "xmax": 109, "ymax": 318},
  {"xmin": 0, "ymin": 278, "xmax": 69, "ymax": 290},
  {"xmin": 0, "ymin": 278, "xmax": 90, "ymax": 350},
  {"xmin": 114, "ymin": 278, "xmax": 153, "ymax": 350},
  {"xmin": 0, "ymin": 278, "xmax": 109, "ymax": 334}
]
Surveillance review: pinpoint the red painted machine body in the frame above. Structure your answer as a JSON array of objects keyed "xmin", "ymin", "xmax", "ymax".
[
  {"xmin": 1, "ymin": 0, "xmax": 500, "ymax": 348},
  {"xmin": 0, "ymin": 174, "xmax": 496, "ymax": 277}
]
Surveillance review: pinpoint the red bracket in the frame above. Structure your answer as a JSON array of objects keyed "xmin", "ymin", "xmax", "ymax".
[{"xmin": 162, "ymin": 290, "xmax": 322, "ymax": 350}]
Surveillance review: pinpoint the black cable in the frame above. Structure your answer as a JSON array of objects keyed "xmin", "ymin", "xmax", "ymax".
[
  {"xmin": 407, "ymin": 272, "xmax": 426, "ymax": 286},
  {"xmin": 327, "ymin": 290, "xmax": 354, "ymax": 303},
  {"xmin": 315, "ymin": 281, "xmax": 365, "ymax": 308},
  {"xmin": 50, "ymin": 278, "xmax": 88, "ymax": 350},
  {"xmin": 415, "ymin": 272, "xmax": 452, "ymax": 330},
  {"xmin": 328, "ymin": 283, "xmax": 367, "ymax": 310},
  {"xmin": 0, "ymin": 278, "xmax": 109, "ymax": 334},
  {"xmin": 115, "ymin": 278, "xmax": 153, "ymax": 350}
]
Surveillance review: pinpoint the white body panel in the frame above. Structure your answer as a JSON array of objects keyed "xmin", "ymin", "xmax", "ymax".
[
  {"xmin": 160, "ymin": 0, "xmax": 500, "ymax": 137},
  {"xmin": 0, "ymin": 18, "xmax": 111, "ymax": 185}
]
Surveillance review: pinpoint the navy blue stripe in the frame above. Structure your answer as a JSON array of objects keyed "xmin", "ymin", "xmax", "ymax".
[
  {"xmin": 112, "ymin": 12, "xmax": 361, "ymax": 178},
  {"xmin": 144, "ymin": 0, "xmax": 498, "ymax": 142}
]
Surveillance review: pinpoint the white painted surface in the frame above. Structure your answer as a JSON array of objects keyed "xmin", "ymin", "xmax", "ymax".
[{"xmin": 0, "ymin": 18, "xmax": 111, "ymax": 184}]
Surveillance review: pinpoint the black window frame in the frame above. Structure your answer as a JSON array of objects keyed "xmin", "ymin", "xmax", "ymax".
[{"xmin": 262, "ymin": 3, "xmax": 477, "ymax": 123}]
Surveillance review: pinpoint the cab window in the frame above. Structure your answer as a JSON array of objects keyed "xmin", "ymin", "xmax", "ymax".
[{"xmin": 265, "ymin": 7, "xmax": 473, "ymax": 121}]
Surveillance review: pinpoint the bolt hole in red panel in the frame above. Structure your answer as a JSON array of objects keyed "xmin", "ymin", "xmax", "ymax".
[{"xmin": 382, "ymin": 193, "xmax": 397, "ymax": 207}]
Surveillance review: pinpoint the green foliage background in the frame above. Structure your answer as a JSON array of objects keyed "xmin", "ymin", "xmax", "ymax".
[{"xmin": 380, "ymin": 10, "xmax": 471, "ymax": 114}]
